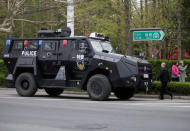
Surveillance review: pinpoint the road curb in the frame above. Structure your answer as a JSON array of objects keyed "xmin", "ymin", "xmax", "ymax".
[
  {"xmin": 63, "ymin": 91, "xmax": 190, "ymax": 100},
  {"xmin": 134, "ymin": 94, "xmax": 190, "ymax": 100},
  {"xmin": 1, "ymin": 87, "xmax": 190, "ymax": 100}
]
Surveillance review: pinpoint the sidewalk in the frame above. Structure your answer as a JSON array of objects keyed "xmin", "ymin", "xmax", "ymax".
[{"xmin": 1, "ymin": 87, "xmax": 190, "ymax": 100}]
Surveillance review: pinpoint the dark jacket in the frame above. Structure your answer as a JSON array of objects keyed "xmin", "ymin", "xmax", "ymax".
[{"xmin": 159, "ymin": 67, "xmax": 170, "ymax": 82}]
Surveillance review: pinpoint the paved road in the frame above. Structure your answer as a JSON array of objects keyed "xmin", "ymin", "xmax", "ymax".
[{"xmin": 0, "ymin": 89, "xmax": 190, "ymax": 131}]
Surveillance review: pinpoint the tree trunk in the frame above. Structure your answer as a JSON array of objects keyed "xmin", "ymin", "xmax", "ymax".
[
  {"xmin": 140, "ymin": 0, "xmax": 146, "ymax": 57},
  {"xmin": 21, "ymin": 7, "xmax": 24, "ymax": 38},
  {"xmin": 152, "ymin": 0, "xmax": 157, "ymax": 59},
  {"xmin": 177, "ymin": 0, "xmax": 182, "ymax": 60},
  {"xmin": 145, "ymin": 0, "xmax": 148, "ymax": 27},
  {"xmin": 116, "ymin": 0, "xmax": 122, "ymax": 53},
  {"xmin": 124, "ymin": 0, "xmax": 131, "ymax": 55},
  {"xmin": 140, "ymin": 0, "xmax": 143, "ymax": 25},
  {"xmin": 161, "ymin": 0, "xmax": 166, "ymax": 59},
  {"xmin": 152, "ymin": 0, "xmax": 156, "ymax": 28},
  {"xmin": 145, "ymin": 0, "xmax": 149, "ymax": 58}
]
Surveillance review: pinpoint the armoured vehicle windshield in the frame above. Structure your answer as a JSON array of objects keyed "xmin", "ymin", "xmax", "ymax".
[{"xmin": 90, "ymin": 39, "xmax": 115, "ymax": 53}]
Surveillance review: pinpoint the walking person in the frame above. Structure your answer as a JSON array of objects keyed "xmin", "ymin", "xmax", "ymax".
[
  {"xmin": 159, "ymin": 62, "xmax": 173, "ymax": 100},
  {"xmin": 178, "ymin": 61, "xmax": 188, "ymax": 82},
  {"xmin": 171, "ymin": 61, "xmax": 179, "ymax": 81}
]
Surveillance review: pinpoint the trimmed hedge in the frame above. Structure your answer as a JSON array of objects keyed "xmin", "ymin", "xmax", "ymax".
[
  {"xmin": 147, "ymin": 59, "xmax": 190, "ymax": 81},
  {"xmin": 0, "ymin": 60, "xmax": 7, "ymax": 85},
  {"xmin": 137, "ymin": 81, "xmax": 190, "ymax": 95},
  {"xmin": 0, "ymin": 73, "xmax": 5, "ymax": 85}
]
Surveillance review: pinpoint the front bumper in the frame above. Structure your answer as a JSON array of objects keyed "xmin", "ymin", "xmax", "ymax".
[
  {"xmin": 136, "ymin": 73, "xmax": 153, "ymax": 87},
  {"xmin": 138, "ymin": 79, "xmax": 152, "ymax": 87}
]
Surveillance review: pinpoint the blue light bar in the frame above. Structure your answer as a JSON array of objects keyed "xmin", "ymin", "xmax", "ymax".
[
  {"xmin": 39, "ymin": 40, "xmax": 42, "ymax": 46},
  {"xmin": 6, "ymin": 40, "xmax": 10, "ymax": 46}
]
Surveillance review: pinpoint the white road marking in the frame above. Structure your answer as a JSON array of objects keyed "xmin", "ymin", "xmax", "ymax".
[
  {"xmin": 0, "ymin": 96, "xmax": 190, "ymax": 109},
  {"xmin": 172, "ymin": 106, "xmax": 190, "ymax": 108},
  {"xmin": 0, "ymin": 92, "xmax": 190, "ymax": 109}
]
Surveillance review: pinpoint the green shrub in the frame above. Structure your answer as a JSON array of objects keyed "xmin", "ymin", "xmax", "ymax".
[
  {"xmin": 0, "ymin": 73, "xmax": 5, "ymax": 85},
  {"xmin": 0, "ymin": 60, "xmax": 7, "ymax": 73},
  {"xmin": 0, "ymin": 60, "xmax": 7, "ymax": 85},
  {"xmin": 137, "ymin": 81, "xmax": 190, "ymax": 95}
]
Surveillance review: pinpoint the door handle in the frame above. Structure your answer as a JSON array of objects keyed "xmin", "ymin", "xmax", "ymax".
[
  {"xmin": 57, "ymin": 52, "xmax": 62, "ymax": 56},
  {"xmin": 52, "ymin": 52, "xmax": 62, "ymax": 55}
]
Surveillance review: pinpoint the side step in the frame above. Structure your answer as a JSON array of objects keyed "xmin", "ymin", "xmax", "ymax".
[{"xmin": 39, "ymin": 79, "xmax": 81, "ymax": 88}]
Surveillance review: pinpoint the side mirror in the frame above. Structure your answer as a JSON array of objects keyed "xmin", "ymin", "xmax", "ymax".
[{"xmin": 102, "ymin": 49, "xmax": 109, "ymax": 53}]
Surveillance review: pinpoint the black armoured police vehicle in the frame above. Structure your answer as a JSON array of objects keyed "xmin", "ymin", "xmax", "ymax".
[{"xmin": 3, "ymin": 27, "xmax": 152, "ymax": 100}]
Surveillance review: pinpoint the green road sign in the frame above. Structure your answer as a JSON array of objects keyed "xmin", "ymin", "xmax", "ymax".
[{"xmin": 133, "ymin": 30, "xmax": 165, "ymax": 41}]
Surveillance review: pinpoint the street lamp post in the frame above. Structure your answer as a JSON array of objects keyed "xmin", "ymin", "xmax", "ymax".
[{"xmin": 67, "ymin": 0, "xmax": 74, "ymax": 37}]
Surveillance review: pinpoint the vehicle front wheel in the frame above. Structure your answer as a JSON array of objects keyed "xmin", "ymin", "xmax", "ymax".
[
  {"xmin": 114, "ymin": 87, "xmax": 135, "ymax": 100},
  {"xmin": 15, "ymin": 73, "xmax": 37, "ymax": 97},
  {"xmin": 45, "ymin": 88, "xmax": 64, "ymax": 96},
  {"xmin": 87, "ymin": 74, "xmax": 111, "ymax": 101}
]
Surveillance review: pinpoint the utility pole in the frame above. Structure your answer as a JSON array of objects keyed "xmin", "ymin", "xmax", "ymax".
[{"xmin": 67, "ymin": 0, "xmax": 74, "ymax": 36}]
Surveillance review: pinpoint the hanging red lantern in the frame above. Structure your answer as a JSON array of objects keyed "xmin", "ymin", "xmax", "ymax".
[
  {"xmin": 175, "ymin": 48, "xmax": 178, "ymax": 60},
  {"xmin": 184, "ymin": 51, "xmax": 188, "ymax": 58},
  {"xmin": 159, "ymin": 50, "xmax": 162, "ymax": 59}
]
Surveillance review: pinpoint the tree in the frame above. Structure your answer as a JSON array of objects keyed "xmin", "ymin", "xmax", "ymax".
[
  {"xmin": 177, "ymin": 0, "xmax": 182, "ymax": 60},
  {"xmin": 152, "ymin": 0, "xmax": 157, "ymax": 59},
  {"xmin": 0, "ymin": 0, "xmax": 188, "ymax": 60},
  {"xmin": 123, "ymin": 0, "xmax": 131, "ymax": 55},
  {"xmin": 0, "ymin": 0, "xmax": 25, "ymax": 33},
  {"xmin": 116, "ymin": 0, "xmax": 122, "ymax": 53},
  {"xmin": 182, "ymin": 0, "xmax": 190, "ymax": 57}
]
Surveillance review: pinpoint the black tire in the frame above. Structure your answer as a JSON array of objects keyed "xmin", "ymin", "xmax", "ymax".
[
  {"xmin": 45, "ymin": 88, "xmax": 64, "ymax": 96},
  {"xmin": 114, "ymin": 87, "xmax": 135, "ymax": 100},
  {"xmin": 87, "ymin": 74, "xmax": 111, "ymax": 101},
  {"xmin": 15, "ymin": 73, "xmax": 37, "ymax": 97}
]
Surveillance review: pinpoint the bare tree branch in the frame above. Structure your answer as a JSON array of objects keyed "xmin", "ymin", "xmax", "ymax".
[
  {"xmin": 0, "ymin": 0, "xmax": 25, "ymax": 33},
  {"xmin": 13, "ymin": 19, "xmax": 66, "ymax": 24}
]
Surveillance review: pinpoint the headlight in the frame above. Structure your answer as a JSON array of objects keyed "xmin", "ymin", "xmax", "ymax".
[{"xmin": 131, "ymin": 76, "xmax": 136, "ymax": 82}]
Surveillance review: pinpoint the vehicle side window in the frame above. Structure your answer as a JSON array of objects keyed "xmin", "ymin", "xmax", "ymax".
[
  {"xmin": 14, "ymin": 41, "xmax": 23, "ymax": 50},
  {"xmin": 28, "ymin": 41, "xmax": 38, "ymax": 50},
  {"xmin": 72, "ymin": 40, "xmax": 78, "ymax": 50},
  {"xmin": 43, "ymin": 41, "xmax": 56, "ymax": 51},
  {"xmin": 76, "ymin": 39, "xmax": 88, "ymax": 51}
]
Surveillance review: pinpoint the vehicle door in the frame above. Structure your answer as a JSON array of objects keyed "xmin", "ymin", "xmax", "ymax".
[
  {"xmin": 38, "ymin": 40, "xmax": 59, "ymax": 77},
  {"xmin": 9, "ymin": 40, "xmax": 24, "ymax": 72},
  {"xmin": 68, "ymin": 39, "xmax": 91, "ymax": 79}
]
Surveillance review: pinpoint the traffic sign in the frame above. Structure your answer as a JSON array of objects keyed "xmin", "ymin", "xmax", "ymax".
[{"xmin": 133, "ymin": 30, "xmax": 165, "ymax": 41}]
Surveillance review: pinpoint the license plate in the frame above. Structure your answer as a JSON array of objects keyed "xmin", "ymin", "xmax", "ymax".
[{"xmin": 144, "ymin": 74, "xmax": 149, "ymax": 78}]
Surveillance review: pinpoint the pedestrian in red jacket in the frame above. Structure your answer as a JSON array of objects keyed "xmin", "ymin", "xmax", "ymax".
[{"xmin": 172, "ymin": 61, "xmax": 179, "ymax": 81}]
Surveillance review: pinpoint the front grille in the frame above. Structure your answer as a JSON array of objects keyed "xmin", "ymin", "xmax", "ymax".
[{"xmin": 138, "ymin": 65, "xmax": 152, "ymax": 73}]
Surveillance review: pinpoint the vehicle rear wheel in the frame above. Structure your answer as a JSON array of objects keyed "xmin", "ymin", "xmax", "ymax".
[
  {"xmin": 114, "ymin": 87, "xmax": 135, "ymax": 100},
  {"xmin": 15, "ymin": 73, "xmax": 37, "ymax": 97},
  {"xmin": 87, "ymin": 74, "xmax": 111, "ymax": 101},
  {"xmin": 45, "ymin": 88, "xmax": 64, "ymax": 96}
]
